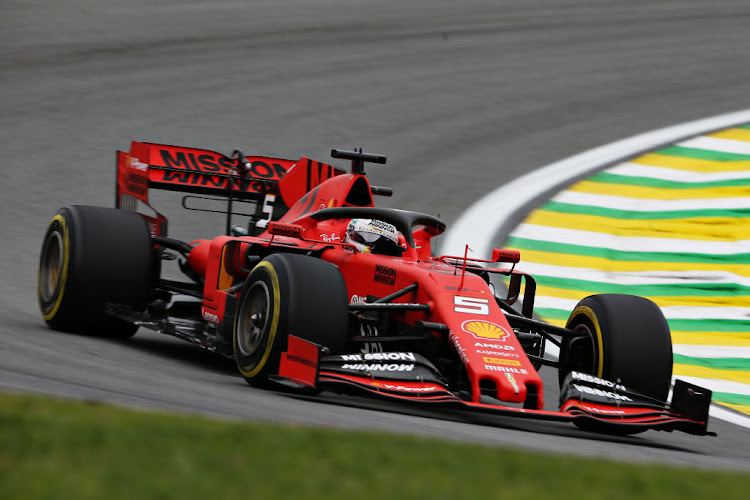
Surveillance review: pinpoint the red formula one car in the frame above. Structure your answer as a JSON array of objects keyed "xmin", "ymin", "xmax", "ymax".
[{"xmin": 38, "ymin": 142, "xmax": 714, "ymax": 435}]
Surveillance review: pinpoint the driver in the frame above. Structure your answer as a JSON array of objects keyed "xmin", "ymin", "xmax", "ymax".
[{"xmin": 345, "ymin": 219, "xmax": 404, "ymax": 256}]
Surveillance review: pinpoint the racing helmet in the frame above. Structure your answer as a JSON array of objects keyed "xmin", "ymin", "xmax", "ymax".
[{"xmin": 345, "ymin": 218, "xmax": 403, "ymax": 255}]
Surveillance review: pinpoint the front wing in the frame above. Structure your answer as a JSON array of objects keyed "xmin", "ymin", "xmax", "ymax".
[{"xmin": 272, "ymin": 336, "xmax": 714, "ymax": 436}]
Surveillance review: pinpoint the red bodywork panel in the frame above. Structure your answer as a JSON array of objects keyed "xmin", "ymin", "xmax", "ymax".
[{"xmin": 328, "ymin": 249, "xmax": 544, "ymax": 408}]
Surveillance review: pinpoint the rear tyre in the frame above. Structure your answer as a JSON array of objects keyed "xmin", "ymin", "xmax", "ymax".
[
  {"xmin": 233, "ymin": 253, "xmax": 348, "ymax": 387},
  {"xmin": 38, "ymin": 205, "xmax": 154, "ymax": 338},
  {"xmin": 559, "ymin": 294, "xmax": 673, "ymax": 401}
]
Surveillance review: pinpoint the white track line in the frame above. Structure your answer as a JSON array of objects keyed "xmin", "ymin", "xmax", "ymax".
[
  {"xmin": 679, "ymin": 136, "xmax": 750, "ymax": 155},
  {"xmin": 442, "ymin": 109, "xmax": 750, "ymax": 428},
  {"xmin": 441, "ymin": 109, "xmax": 750, "ymax": 258},
  {"xmin": 607, "ymin": 163, "xmax": 750, "ymax": 182}
]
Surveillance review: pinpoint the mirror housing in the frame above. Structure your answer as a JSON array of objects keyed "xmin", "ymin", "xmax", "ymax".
[{"xmin": 492, "ymin": 248, "xmax": 520, "ymax": 263}]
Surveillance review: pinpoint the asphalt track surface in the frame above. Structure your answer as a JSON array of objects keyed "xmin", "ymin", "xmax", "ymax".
[{"xmin": 2, "ymin": 0, "xmax": 749, "ymax": 470}]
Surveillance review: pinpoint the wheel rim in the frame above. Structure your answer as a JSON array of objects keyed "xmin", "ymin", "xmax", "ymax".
[
  {"xmin": 237, "ymin": 281, "xmax": 271, "ymax": 357},
  {"xmin": 568, "ymin": 322, "xmax": 597, "ymax": 375},
  {"xmin": 40, "ymin": 230, "xmax": 64, "ymax": 302}
]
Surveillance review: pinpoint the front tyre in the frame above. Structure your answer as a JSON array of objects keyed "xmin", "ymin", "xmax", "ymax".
[
  {"xmin": 38, "ymin": 205, "xmax": 154, "ymax": 338},
  {"xmin": 560, "ymin": 294, "xmax": 673, "ymax": 401},
  {"xmin": 233, "ymin": 253, "xmax": 348, "ymax": 387}
]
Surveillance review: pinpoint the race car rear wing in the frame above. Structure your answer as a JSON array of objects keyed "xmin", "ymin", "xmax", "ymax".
[{"xmin": 116, "ymin": 141, "xmax": 344, "ymax": 236}]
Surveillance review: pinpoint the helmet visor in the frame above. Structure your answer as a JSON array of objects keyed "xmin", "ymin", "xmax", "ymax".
[{"xmin": 349, "ymin": 230, "xmax": 384, "ymax": 245}]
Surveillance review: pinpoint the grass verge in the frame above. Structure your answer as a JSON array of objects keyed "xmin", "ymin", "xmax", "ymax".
[{"xmin": 0, "ymin": 391, "xmax": 747, "ymax": 499}]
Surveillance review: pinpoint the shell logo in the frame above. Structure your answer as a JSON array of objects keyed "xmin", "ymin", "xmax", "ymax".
[{"xmin": 461, "ymin": 320, "xmax": 510, "ymax": 341}]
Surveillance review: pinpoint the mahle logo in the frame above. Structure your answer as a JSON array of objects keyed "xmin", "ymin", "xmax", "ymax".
[{"xmin": 461, "ymin": 320, "xmax": 510, "ymax": 341}]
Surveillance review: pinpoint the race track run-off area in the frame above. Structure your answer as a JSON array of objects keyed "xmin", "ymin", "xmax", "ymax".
[{"xmin": 446, "ymin": 114, "xmax": 750, "ymax": 427}]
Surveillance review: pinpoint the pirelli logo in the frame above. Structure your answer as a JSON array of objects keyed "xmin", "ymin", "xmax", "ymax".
[{"xmin": 483, "ymin": 357, "xmax": 521, "ymax": 366}]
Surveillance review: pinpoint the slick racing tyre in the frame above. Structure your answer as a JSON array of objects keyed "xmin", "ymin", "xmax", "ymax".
[
  {"xmin": 38, "ymin": 205, "xmax": 154, "ymax": 338},
  {"xmin": 560, "ymin": 294, "xmax": 673, "ymax": 401},
  {"xmin": 233, "ymin": 253, "xmax": 348, "ymax": 387}
]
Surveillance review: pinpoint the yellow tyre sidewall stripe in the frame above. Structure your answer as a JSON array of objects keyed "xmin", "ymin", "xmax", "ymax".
[
  {"xmin": 235, "ymin": 261, "xmax": 282, "ymax": 378},
  {"xmin": 40, "ymin": 214, "xmax": 70, "ymax": 321},
  {"xmin": 566, "ymin": 305, "xmax": 605, "ymax": 378}
]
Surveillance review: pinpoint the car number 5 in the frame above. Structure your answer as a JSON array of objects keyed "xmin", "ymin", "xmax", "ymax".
[
  {"xmin": 255, "ymin": 194, "xmax": 276, "ymax": 229},
  {"xmin": 454, "ymin": 296, "xmax": 490, "ymax": 315}
]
